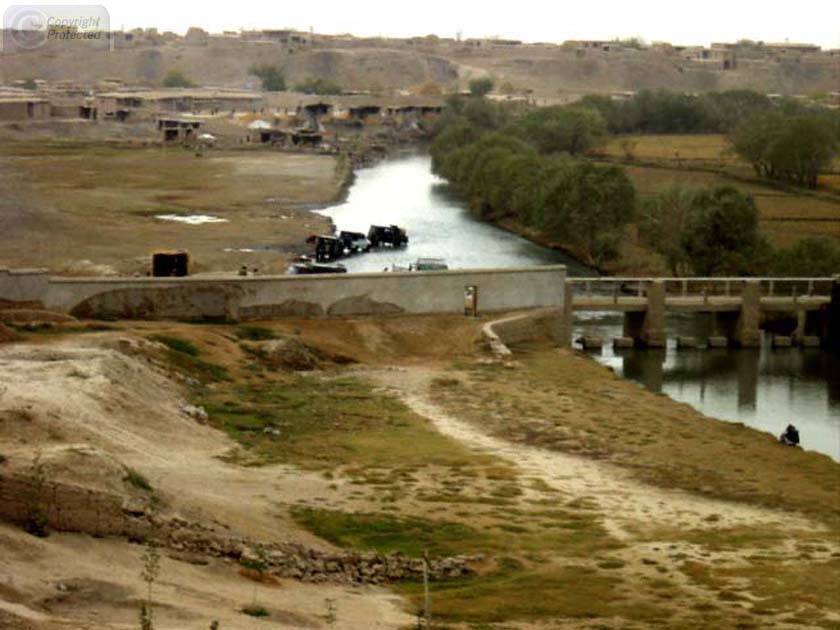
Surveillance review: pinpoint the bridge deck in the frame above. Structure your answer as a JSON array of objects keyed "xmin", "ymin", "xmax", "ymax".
[{"xmin": 572, "ymin": 296, "xmax": 830, "ymax": 312}]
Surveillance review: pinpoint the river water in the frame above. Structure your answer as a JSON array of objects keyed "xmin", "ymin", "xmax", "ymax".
[{"xmin": 317, "ymin": 153, "xmax": 840, "ymax": 461}]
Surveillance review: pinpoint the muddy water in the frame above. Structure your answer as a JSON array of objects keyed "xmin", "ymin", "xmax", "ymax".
[
  {"xmin": 316, "ymin": 153, "xmax": 590, "ymax": 274},
  {"xmin": 573, "ymin": 313, "xmax": 840, "ymax": 461},
  {"xmin": 318, "ymin": 152, "xmax": 840, "ymax": 462}
]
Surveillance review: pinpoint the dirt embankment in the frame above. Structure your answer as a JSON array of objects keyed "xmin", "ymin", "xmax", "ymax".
[
  {"xmin": 0, "ymin": 335, "xmax": 413, "ymax": 629},
  {"xmin": 0, "ymin": 315, "xmax": 837, "ymax": 629}
]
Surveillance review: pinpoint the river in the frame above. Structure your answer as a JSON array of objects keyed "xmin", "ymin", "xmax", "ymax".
[{"xmin": 317, "ymin": 152, "xmax": 840, "ymax": 461}]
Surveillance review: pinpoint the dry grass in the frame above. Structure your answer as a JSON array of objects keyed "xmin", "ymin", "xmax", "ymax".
[
  {"xmin": 602, "ymin": 134, "xmax": 736, "ymax": 164},
  {"xmin": 432, "ymin": 348, "xmax": 840, "ymax": 529},
  {"xmin": 0, "ymin": 141, "xmax": 341, "ymax": 274},
  {"xmin": 679, "ymin": 556, "xmax": 840, "ymax": 627}
]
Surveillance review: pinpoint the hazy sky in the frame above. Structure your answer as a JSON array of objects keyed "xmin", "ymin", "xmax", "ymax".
[{"xmin": 6, "ymin": 0, "xmax": 840, "ymax": 48}]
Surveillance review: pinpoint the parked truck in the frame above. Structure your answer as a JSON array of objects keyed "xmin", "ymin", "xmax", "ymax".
[{"xmin": 367, "ymin": 225, "xmax": 408, "ymax": 248}]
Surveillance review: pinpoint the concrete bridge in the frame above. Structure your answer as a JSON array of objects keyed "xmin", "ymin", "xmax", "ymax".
[
  {"xmin": 1, "ymin": 267, "xmax": 837, "ymax": 350},
  {"xmin": 562, "ymin": 277, "xmax": 840, "ymax": 349}
]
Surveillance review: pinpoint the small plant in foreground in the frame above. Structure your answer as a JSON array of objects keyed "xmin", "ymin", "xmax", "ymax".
[
  {"xmin": 324, "ymin": 598, "xmax": 337, "ymax": 628},
  {"xmin": 139, "ymin": 602, "xmax": 153, "ymax": 630},
  {"xmin": 24, "ymin": 452, "xmax": 49, "ymax": 538},
  {"xmin": 140, "ymin": 536, "xmax": 161, "ymax": 628},
  {"xmin": 240, "ymin": 548, "xmax": 270, "ymax": 610}
]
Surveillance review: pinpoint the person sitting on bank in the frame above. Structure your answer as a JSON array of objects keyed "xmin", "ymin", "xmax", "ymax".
[{"xmin": 779, "ymin": 424, "xmax": 800, "ymax": 446}]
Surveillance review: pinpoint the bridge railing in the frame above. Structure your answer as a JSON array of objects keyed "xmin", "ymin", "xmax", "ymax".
[{"xmin": 568, "ymin": 277, "xmax": 836, "ymax": 299}]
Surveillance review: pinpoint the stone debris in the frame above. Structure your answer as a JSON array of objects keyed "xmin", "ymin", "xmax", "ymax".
[{"xmin": 180, "ymin": 404, "xmax": 209, "ymax": 423}]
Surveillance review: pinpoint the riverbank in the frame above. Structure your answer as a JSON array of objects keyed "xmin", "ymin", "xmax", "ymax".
[
  {"xmin": 0, "ymin": 141, "xmax": 347, "ymax": 275},
  {"xmin": 1, "ymin": 315, "xmax": 836, "ymax": 629}
]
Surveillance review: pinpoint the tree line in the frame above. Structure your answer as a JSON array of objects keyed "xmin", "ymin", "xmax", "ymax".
[
  {"xmin": 431, "ymin": 95, "xmax": 840, "ymax": 276},
  {"xmin": 431, "ymin": 98, "xmax": 633, "ymax": 266},
  {"xmin": 578, "ymin": 89, "xmax": 839, "ymax": 135}
]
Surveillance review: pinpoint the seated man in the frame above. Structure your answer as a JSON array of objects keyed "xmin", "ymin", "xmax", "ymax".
[{"xmin": 779, "ymin": 424, "xmax": 800, "ymax": 446}]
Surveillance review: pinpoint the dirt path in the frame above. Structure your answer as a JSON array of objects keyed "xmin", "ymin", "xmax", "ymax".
[{"xmin": 368, "ymin": 367, "xmax": 820, "ymax": 540}]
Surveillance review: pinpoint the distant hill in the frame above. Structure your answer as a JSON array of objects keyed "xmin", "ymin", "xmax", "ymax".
[{"xmin": 1, "ymin": 30, "xmax": 837, "ymax": 96}]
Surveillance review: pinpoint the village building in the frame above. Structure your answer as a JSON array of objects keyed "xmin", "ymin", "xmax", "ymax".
[
  {"xmin": 347, "ymin": 104, "xmax": 382, "ymax": 121},
  {"xmin": 96, "ymin": 89, "xmax": 260, "ymax": 118},
  {"xmin": 157, "ymin": 117, "xmax": 201, "ymax": 142},
  {"xmin": 682, "ymin": 46, "xmax": 737, "ymax": 70},
  {"xmin": 49, "ymin": 97, "xmax": 98, "ymax": 120},
  {"xmin": 0, "ymin": 95, "xmax": 51, "ymax": 121}
]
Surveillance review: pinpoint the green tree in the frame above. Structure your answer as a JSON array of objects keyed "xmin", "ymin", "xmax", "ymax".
[
  {"xmin": 730, "ymin": 111, "xmax": 838, "ymax": 188},
  {"xmin": 772, "ymin": 236, "xmax": 840, "ymax": 276},
  {"xmin": 680, "ymin": 186, "xmax": 770, "ymax": 275},
  {"xmin": 294, "ymin": 77, "xmax": 342, "ymax": 95},
  {"xmin": 639, "ymin": 186, "xmax": 697, "ymax": 275},
  {"xmin": 468, "ymin": 77, "xmax": 494, "ymax": 97},
  {"xmin": 563, "ymin": 162, "xmax": 636, "ymax": 265},
  {"xmin": 249, "ymin": 64, "xmax": 286, "ymax": 91},
  {"xmin": 516, "ymin": 106, "xmax": 606, "ymax": 155},
  {"xmin": 161, "ymin": 69, "xmax": 194, "ymax": 88}
]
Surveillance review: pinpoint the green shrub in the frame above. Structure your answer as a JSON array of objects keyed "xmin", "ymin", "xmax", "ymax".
[
  {"xmin": 149, "ymin": 335, "xmax": 199, "ymax": 356},
  {"xmin": 235, "ymin": 326, "xmax": 277, "ymax": 341},
  {"xmin": 124, "ymin": 467, "xmax": 153, "ymax": 492},
  {"xmin": 241, "ymin": 604, "xmax": 269, "ymax": 618},
  {"xmin": 162, "ymin": 69, "xmax": 194, "ymax": 87}
]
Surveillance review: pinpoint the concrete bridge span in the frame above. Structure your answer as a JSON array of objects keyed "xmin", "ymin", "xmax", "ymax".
[
  {"xmin": 0, "ymin": 265, "xmax": 567, "ymax": 322},
  {"xmin": 564, "ymin": 277, "xmax": 839, "ymax": 349},
  {"xmin": 2, "ymin": 268, "xmax": 837, "ymax": 349}
]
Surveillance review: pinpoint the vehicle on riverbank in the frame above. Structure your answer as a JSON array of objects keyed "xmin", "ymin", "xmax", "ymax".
[
  {"xmin": 338, "ymin": 230, "xmax": 372, "ymax": 253},
  {"xmin": 368, "ymin": 224, "xmax": 409, "ymax": 248},
  {"xmin": 311, "ymin": 235, "xmax": 344, "ymax": 263}
]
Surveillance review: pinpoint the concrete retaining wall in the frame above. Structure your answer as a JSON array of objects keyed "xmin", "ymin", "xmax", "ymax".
[
  {"xmin": 1, "ymin": 266, "xmax": 566, "ymax": 321},
  {"xmin": 482, "ymin": 308, "xmax": 564, "ymax": 357},
  {"xmin": 0, "ymin": 268, "xmax": 49, "ymax": 305}
]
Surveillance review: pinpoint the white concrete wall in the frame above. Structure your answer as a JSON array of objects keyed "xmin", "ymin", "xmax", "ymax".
[
  {"xmin": 0, "ymin": 269, "xmax": 50, "ymax": 303},
  {"xmin": 7, "ymin": 266, "xmax": 566, "ymax": 320}
]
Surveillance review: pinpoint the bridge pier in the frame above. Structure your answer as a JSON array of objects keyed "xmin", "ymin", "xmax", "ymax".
[
  {"xmin": 623, "ymin": 280, "xmax": 665, "ymax": 347},
  {"xmin": 827, "ymin": 275, "xmax": 840, "ymax": 351},
  {"xmin": 704, "ymin": 281, "xmax": 761, "ymax": 347},
  {"xmin": 794, "ymin": 309, "xmax": 826, "ymax": 345}
]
